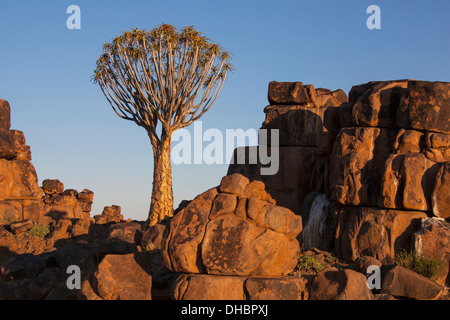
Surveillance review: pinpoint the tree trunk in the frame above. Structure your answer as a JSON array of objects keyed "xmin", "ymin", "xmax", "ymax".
[{"xmin": 147, "ymin": 133, "xmax": 174, "ymax": 226}]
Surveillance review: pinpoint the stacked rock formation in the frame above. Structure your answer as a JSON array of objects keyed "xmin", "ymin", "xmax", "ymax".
[
  {"xmin": 229, "ymin": 81, "xmax": 348, "ymax": 216},
  {"xmin": 93, "ymin": 205, "xmax": 123, "ymax": 224},
  {"xmin": 331, "ymin": 80, "xmax": 449, "ymax": 267},
  {"xmin": 161, "ymin": 173, "xmax": 308, "ymax": 299},
  {"xmin": 42, "ymin": 179, "xmax": 93, "ymax": 221},
  {"xmin": 0, "ymin": 100, "xmax": 95, "ymax": 227},
  {"xmin": 0, "ymin": 100, "xmax": 44, "ymax": 225},
  {"xmin": 227, "ymin": 80, "xmax": 450, "ymax": 285}
]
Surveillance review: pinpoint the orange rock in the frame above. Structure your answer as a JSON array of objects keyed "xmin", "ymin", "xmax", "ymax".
[
  {"xmin": 350, "ymin": 80, "xmax": 408, "ymax": 127},
  {"xmin": 335, "ymin": 207, "xmax": 427, "ymax": 263},
  {"xmin": 162, "ymin": 175, "xmax": 302, "ymax": 277},
  {"xmin": 267, "ymin": 81, "xmax": 312, "ymax": 106},
  {"xmin": 42, "ymin": 179, "xmax": 64, "ymax": 195},
  {"xmin": 90, "ymin": 253, "xmax": 152, "ymax": 300},
  {"xmin": 219, "ymin": 174, "xmax": 249, "ymax": 195},
  {"xmin": 0, "ymin": 100, "xmax": 11, "ymax": 130},
  {"xmin": 310, "ymin": 267, "xmax": 373, "ymax": 300},
  {"xmin": 172, "ymin": 274, "xmax": 246, "ymax": 300},
  {"xmin": 382, "ymin": 265, "xmax": 444, "ymax": 300},
  {"xmin": 172, "ymin": 274, "xmax": 308, "ymax": 300},
  {"xmin": 412, "ymin": 218, "xmax": 450, "ymax": 285},
  {"xmin": 244, "ymin": 277, "xmax": 307, "ymax": 300},
  {"xmin": 396, "ymin": 81, "xmax": 450, "ymax": 134},
  {"xmin": 432, "ymin": 162, "xmax": 450, "ymax": 219}
]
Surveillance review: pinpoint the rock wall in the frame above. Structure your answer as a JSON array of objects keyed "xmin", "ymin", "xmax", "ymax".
[
  {"xmin": 227, "ymin": 80, "xmax": 450, "ymax": 274},
  {"xmin": 0, "ymin": 100, "xmax": 43, "ymax": 225},
  {"xmin": 0, "ymin": 100, "xmax": 94, "ymax": 226},
  {"xmin": 331, "ymin": 80, "xmax": 449, "ymax": 265},
  {"xmin": 228, "ymin": 81, "xmax": 348, "ymax": 217},
  {"xmin": 331, "ymin": 80, "xmax": 449, "ymax": 215}
]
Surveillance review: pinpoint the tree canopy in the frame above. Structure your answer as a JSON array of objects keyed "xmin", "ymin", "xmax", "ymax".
[{"xmin": 93, "ymin": 24, "xmax": 233, "ymax": 146}]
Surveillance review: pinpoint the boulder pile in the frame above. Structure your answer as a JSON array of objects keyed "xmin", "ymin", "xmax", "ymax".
[
  {"xmin": 161, "ymin": 173, "xmax": 307, "ymax": 299},
  {"xmin": 0, "ymin": 100, "xmax": 44, "ymax": 225},
  {"xmin": 228, "ymin": 80, "xmax": 450, "ymax": 294},
  {"xmin": 1, "ymin": 78, "xmax": 449, "ymax": 301}
]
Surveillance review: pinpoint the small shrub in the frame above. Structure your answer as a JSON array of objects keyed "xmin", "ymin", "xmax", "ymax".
[
  {"xmin": 26, "ymin": 224, "xmax": 50, "ymax": 238},
  {"xmin": 395, "ymin": 249, "xmax": 444, "ymax": 280},
  {"xmin": 324, "ymin": 253, "xmax": 338, "ymax": 264},
  {"xmin": 295, "ymin": 255, "xmax": 324, "ymax": 274}
]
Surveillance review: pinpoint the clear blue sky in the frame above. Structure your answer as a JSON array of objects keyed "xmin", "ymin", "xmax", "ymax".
[{"xmin": 1, "ymin": 0, "xmax": 449, "ymax": 221}]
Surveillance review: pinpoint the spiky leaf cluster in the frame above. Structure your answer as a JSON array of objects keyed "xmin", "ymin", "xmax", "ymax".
[{"xmin": 93, "ymin": 24, "xmax": 233, "ymax": 145}]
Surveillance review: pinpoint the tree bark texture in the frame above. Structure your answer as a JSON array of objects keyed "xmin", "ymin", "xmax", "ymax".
[{"xmin": 148, "ymin": 134, "xmax": 174, "ymax": 226}]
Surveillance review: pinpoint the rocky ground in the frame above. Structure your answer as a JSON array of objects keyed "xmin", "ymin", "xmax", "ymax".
[{"xmin": 0, "ymin": 79, "xmax": 449, "ymax": 300}]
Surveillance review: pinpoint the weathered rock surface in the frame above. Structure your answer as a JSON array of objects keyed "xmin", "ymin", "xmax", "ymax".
[
  {"xmin": 432, "ymin": 162, "xmax": 450, "ymax": 219},
  {"xmin": 0, "ymin": 100, "xmax": 11, "ymax": 131},
  {"xmin": 381, "ymin": 265, "xmax": 444, "ymax": 300},
  {"xmin": 268, "ymin": 81, "xmax": 313, "ymax": 106},
  {"xmin": 42, "ymin": 179, "xmax": 64, "ymax": 195},
  {"xmin": 93, "ymin": 205, "xmax": 123, "ymax": 224},
  {"xmin": 412, "ymin": 218, "xmax": 450, "ymax": 285},
  {"xmin": 309, "ymin": 267, "xmax": 373, "ymax": 300},
  {"xmin": 162, "ymin": 173, "xmax": 302, "ymax": 277},
  {"xmin": 2, "ymin": 77, "xmax": 449, "ymax": 301},
  {"xmin": 335, "ymin": 207, "xmax": 427, "ymax": 263},
  {"xmin": 330, "ymin": 80, "xmax": 449, "ymax": 213},
  {"xmin": 80, "ymin": 253, "xmax": 152, "ymax": 300},
  {"xmin": 172, "ymin": 274, "xmax": 307, "ymax": 300},
  {"xmin": 228, "ymin": 82, "xmax": 348, "ymax": 216}
]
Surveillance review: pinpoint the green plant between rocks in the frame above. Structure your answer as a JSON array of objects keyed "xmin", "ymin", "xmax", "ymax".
[
  {"xmin": 26, "ymin": 224, "xmax": 51, "ymax": 238},
  {"xmin": 295, "ymin": 255, "xmax": 325, "ymax": 274},
  {"xmin": 395, "ymin": 249, "xmax": 445, "ymax": 280}
]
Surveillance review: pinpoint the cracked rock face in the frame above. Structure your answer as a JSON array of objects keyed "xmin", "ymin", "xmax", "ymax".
[
  {"xmin": 161, "ymin": 173, "xmax": 303, "ymax": 277},
  {"xmin": 330, "ymin": 80, "xmax": 450, "ymax": 215}
]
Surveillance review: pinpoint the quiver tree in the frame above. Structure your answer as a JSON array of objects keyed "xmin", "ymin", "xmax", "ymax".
[{"xmin": 93, "ymin": 24, "xmax": 233, "ymax": 226}]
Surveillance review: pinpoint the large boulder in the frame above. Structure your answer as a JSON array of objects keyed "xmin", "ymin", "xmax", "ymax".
[
  {"xmin": 171, "ymin": 274, "xmax": 307, "ymax": 300},
  {"xmin": 42, "ymin": 179, "xmax": 64, "ymax": 195},
  {"xmin": 262, "ymin": 106, "xmax": 325, "ymax": 147},
  {"xmin": 172, "ymin": 274, "xmax": 246, "ymax": 300},
  {"xmin": 330, "ymin": 80, "xmax": 449, "ymax": 213},
  {"xmin": 432, "ymin": 162, "xmax": 450, "ymax": 219},
  {"xmin": 80, "ymin": 253, "xmax": 153, "ymax": 300},
  {"xmin": 93, "ymin": 205, "xmax": 123, "ymax": 224},
  {"xmin": 396, "ymin": 81, "xmax": 450, "ymax": 134},
  {"xmin": 412, "ymin": 218, "xmax": 450, "ymax": 285},
  {"xmin": 346, "ymin": 80, "xmax": 450, "ymax": 133},
  {"xmin": 379, "ymin": 153, "xmax": 439, "ymax": 211},
  {"xmin": 309, "ymin": 267, "xmax": 373, "ymax": 300},
  {"xmin": 335, "ymin": 207, "xmax": 427, "ymax": 263},
  {"xmin": 0, "ymin": 130, "xmax": 17, "ymax": 160},
  {"xmin": 0, "ymin": 100, "xmax": 11, "ymax": 131},
  {"xmin": 349, "ymin": 80, "xmax": 408, "ymax": 128},
  {"xmin": 0, "ymin": 159, "xmax": 42, "ymax": 202},
  {"xmin": 330, "ymin": 126, "xmax": 398, "ymax": 206},
  {"xmin": 381, "ymin": 265, "xmax": 444, "ymax": 300},
  {"xmin": 162, "ymin": 173, "xmax": 302, "ymax": 277},
  {"xmin": 267, "ymin": 81, "xmax": 313, "ymax": 106}
]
